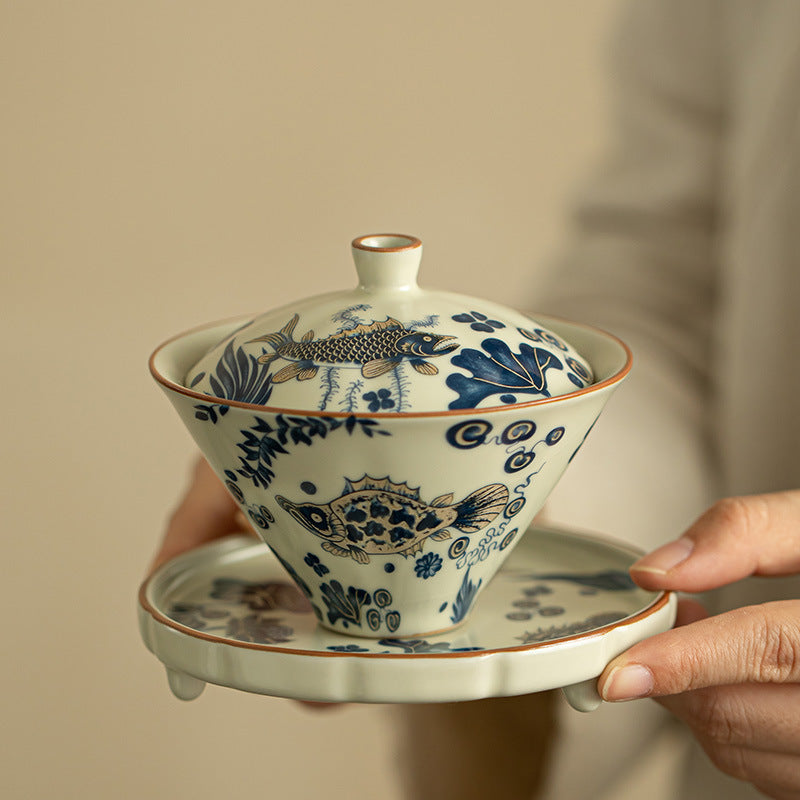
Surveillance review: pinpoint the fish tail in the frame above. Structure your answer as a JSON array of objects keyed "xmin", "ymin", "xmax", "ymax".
[
  {"xmin": 453, "ymin": 484, "xmax": 509, "ymax": 532},
  {"xmin": 247, "ymin": 313, "xmax": 299, "ymax": 348}
]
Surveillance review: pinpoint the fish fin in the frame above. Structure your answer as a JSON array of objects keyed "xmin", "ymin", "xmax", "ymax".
[
  {"xmin": 281, "ymin": 314, "xmax": 300, "ymax": 338},
  {"xmin": 272, "ymin": 362, "xmax": 308, "ymax": 383},
  {"xmin": 257, "ymin": 352, "xmax": 279, "ymax": 365},
  {"xmin": 430, "ymin": 493, "xmax": 454, "ymax": 507},
  {"xmin": 346, "ymin": 476, "xmax": 419, "ymax": 499},
  {"xmin": 361, "ymin": 358, "xmax": 400, "ymax": 379},
  {"xmin": 322, "ymin": 541, "xmax": 350, "ymax": 558},
  {"xmin": 411, "ymin": 359, "xmax": 438, "ymax": 375},
  {"xmin": 297, "ymin": 366, "xmax": 319, "ymax": 381},
  {"xmin": 350, "ymin": 547, "xmax": 370, "ymax": 564},
  {"xmin": 453, "ymin": 484, "xmax": 510, "ymax": 532},
  {"xmin": 250, "ymin": 332, "xmax": 285, "ymax": 347},
  {"xmin": 248, "ymin": 314, "xmax": 299, "ymax": 348},
  {"xmin": 430, "ymin": 530, "xmax": 451, "ymax": 541},
  {"xmin": 402, "ymin": 541, "xmax": 425, "ymax": 557},
  {"xmin": 301, "ymin": 329, "xmax": 314, "ymax": 343}
]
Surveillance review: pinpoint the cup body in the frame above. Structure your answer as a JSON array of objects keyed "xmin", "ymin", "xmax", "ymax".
[{"xmin": 151, "ymin": 316, "xmax": 629, "ymax": 638}]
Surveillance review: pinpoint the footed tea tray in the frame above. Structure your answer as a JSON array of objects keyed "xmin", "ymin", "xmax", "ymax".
[{"xmin": 138, "ymin": 525, "xmax": 675, "ymax": 711}]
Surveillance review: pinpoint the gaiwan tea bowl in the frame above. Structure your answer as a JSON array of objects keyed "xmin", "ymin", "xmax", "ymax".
[{"xmin": 150, "ymin": 234, "xmax": 631, "ymax": 638}]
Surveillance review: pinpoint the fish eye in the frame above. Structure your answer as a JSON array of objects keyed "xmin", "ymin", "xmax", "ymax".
[
  {"xmin": 423, "ymin": 336, "xmax": 432, "ymax": 341},
  {"xmin": 301, "ymin": 507, "xmax": 328, "ymax": 530}
]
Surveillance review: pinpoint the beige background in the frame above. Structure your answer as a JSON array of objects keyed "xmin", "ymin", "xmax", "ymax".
[{"xmin": 1, "ymin": 2, "xmax": 623, "ymax": 798}]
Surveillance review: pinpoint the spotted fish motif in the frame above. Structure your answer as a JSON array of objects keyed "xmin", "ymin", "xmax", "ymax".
[
  {"xmin": 276, "ymin": 476, "xmax": 509, "ymax": 564},
  {"xmin": 249, "ymin": 314, "xmax": 459, "ymax": 382}
]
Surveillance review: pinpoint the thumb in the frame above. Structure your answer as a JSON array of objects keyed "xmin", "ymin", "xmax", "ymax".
[{"xmin": 598, "ymin": 599, "xmax": 800, "ymax": 701}]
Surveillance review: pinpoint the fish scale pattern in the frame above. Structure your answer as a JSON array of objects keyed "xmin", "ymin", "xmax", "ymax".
[{"xmin": 281, "ymin": 329, "xmax": 408, "ymax": 365}]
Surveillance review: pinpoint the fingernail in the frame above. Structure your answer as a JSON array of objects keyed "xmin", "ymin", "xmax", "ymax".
[
  {"xmin": 631, "ymin": 536, "xmax": 694, "ymax": 575},
  {"xmin": 601, "ymin": 664, "xmax": 654, "ymax": 702}
]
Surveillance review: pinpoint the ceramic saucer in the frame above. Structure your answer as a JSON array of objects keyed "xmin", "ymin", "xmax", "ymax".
[{"xmin": 138, "ymin": 525, "xmax": 675, "ymax": 711}]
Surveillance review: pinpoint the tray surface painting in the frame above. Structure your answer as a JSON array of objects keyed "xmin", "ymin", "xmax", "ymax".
[{"xmin": 138, "ymin": 525, "xmax": 675, "ymax": 711}]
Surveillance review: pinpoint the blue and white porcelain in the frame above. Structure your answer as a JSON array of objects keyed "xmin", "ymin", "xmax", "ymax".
[
  {"xmin": 150, "ymin": 234, "xmax": 631, "ymax": 637},
  {"xmin": 138, "ymin": 526, "xmax": 677, "ymax": 710}
]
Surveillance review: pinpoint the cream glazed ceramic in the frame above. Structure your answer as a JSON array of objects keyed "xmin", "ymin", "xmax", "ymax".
[
  {"xmin": 149, "ymin": 235, "xmax": 632, "ymax": 638},
  {"xmin": 138, "ymin": 526, "xmax": 677, "ymax": 711},
  {"xmin": 184, "ymin": 235, "xmax": 595, "ymax": 414}
]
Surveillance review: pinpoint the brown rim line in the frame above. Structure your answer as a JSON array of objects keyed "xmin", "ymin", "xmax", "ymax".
[
  {"xmin": 148, "ymin": 314, "xmax": 633, "ymax": 420},
  {"xmin": 351, "ymin": 233, "xmax": 422, "ymax": 253},
  {"xmin": 138, "ymin": 574, "xmax": 672, "ymax": 659}
]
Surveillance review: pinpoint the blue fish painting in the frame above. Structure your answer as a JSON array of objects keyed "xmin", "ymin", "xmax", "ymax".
[
  {"xmin": 276, "ymin": 476, "xmax": 509, "ymax": 564},
  {"xmin": 249, "ymin": 314, "xmax": 459, "ymax": 382}
]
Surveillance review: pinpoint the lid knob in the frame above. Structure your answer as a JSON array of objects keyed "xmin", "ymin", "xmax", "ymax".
[{"xmin": 351, "ymin": 234, "xmax": 422, "ymax": 291}]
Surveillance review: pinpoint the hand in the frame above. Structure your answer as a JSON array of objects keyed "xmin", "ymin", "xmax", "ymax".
[
  {"xmin": 149, "ymin": 457, "xmax": 253, "ymax": 574},
  {"xmin": 597, "ymin": 491, "xmax": 800, "ymax": 799}
]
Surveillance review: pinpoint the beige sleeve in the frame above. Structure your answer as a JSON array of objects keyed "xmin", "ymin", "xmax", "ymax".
[
  {"xmin": 393, "ymin": 2, "xmax": 728, "ymax": 799},
  {"xmin": 394, "ymin": 691, "xmax": 557, "ymax": 800}
]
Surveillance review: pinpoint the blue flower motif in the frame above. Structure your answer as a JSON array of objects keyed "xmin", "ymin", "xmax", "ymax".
[
  {"xmin": 363, "ymin": 388, "xmax": 395, "ymax": 412},
  {"xmin": 452, "ymin": 311, "xmax": 505, "ymax": 333},
  {"xmin": 414, "ymin": 552, "xmax": 443, "ymax": 579},
  {"xmin": 327, "ymin": 643, "xmax": 370, "ymax": 652},
  {"xmin": 304, "ymin": 552, "xmax": 329, "ymax": 577}
]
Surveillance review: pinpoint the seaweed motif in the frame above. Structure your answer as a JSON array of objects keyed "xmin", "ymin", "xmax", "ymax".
[
  {"xmin": 192, "ymin": 339, "xmax": 274, "ymax": 421},
  {"xmin": 409, "ymin": 314, "xmax": 440, "ymax": 329},
  {"xmin": 340, "ymin": 380, "xmax": 364, "ymax": 412},
  {"xmin": 205, "ymin": 340, "xmax": 274, "ymax": 405},
  {"xmin": 391, "ymin": 365, "xmax": 411, "ymax": 412},
  {"xmin": 234, "ymin": 413, "xmax": 390, "ymax": 489},
  {"xmin": 446, "ymin": 338, "xmax": 564, "ymax": 409},
  {"xmin": 319, "ymin": 580, "xmax": 371, "ymax": 627},
  {"xmin": 449, "ymin": 567, "xmax": 483, "ymax": 624},
  {"xmin": 333, "ymin": 304, "xmax": 373, "ymax": 331},
  {"xmin": 318, "ymin": 367, "xmax": 341, "ymax": 411},
  {"xmin": 193, "ymin": 403, "xmax": 230, "ymax": 424}
]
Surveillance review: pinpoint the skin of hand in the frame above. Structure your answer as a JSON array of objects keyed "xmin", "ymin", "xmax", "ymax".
[
  {"xmin": 597, "ymin": 490, "xmax": 800, "ymax": 800},
  {"xmin": 149, "ymin": 457, "xmax": 254, "ymax": 574}
]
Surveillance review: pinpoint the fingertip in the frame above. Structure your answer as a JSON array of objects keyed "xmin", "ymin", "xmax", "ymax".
[
  {"xmin": 630, "ymin": 537, "xmax": 695, "ymax": 580},
  {"xmin": 599, "ymin": 663, "xmax": 654, "ymax": 702}
]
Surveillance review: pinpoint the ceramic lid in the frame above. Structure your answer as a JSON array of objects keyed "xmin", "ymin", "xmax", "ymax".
[{"xmin": 184, "ymin": 234, "xmax": 594, "ymax": 414}]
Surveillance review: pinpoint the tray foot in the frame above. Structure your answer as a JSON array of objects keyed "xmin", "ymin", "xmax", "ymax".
[
  {"xmin": 562, "ymin": 678, "xmax": 602, "ymax": 712},
  {"xmin": 166, "ymin": 667, "xmax": 205, "ymax": 701}
]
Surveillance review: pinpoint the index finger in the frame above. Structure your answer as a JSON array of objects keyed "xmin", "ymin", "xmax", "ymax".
[{"xmin": 629, "ymin": 491, "xmax": 800, "ymax": 593}]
